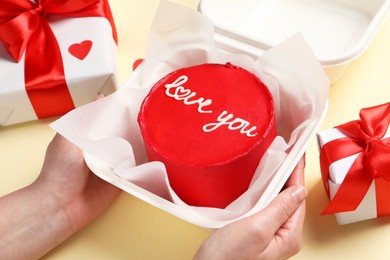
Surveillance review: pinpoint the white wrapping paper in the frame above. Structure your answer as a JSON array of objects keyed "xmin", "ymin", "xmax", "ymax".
[
  {"xmin": 317, "ymin": 127, "xmax": 390, "ymax": 225},
  {"xmin": 51, "ymin": 1, "xmax": 329, "ymax": 228},
  {"xmin": 0, "ymin": 17, "xmax": 117, "ymax": 126}
]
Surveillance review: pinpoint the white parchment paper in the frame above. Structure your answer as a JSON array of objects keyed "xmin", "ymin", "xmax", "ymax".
[{"xmin": 51, "ymin": 1, "xmax": 329, "ymax": 228}]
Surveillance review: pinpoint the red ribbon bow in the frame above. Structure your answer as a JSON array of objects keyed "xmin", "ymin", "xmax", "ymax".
[
  {"xmin": 0, "ymin": 0, "xmax": 117, "ymax": 119},
  {"xmin": 320, "ymin": 102, "xmax": 390, "ymax": 215}
]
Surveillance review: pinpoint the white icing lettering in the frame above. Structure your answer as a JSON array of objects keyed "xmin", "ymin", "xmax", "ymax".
[
  {"xmin": 203, "ymin": 111, "xmax": 258, "ymax": 137},
  {"xmin": 165, "ymin": 75, "xmax": 213, "ymax": 113},
  {"xmin": 164, "ymin": 75, "xmax": 258, "ymax": 138}
]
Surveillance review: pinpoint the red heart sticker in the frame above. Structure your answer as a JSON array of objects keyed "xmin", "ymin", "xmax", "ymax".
[{"xmin": 68, "ymin": 40, "xmax": 93, "ymax": 60}]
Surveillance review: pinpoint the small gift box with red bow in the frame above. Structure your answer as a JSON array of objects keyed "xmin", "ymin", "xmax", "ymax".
[
  {"xmin": 317, "ymin": 102, "xmax": 390, "ymax": 225},
  {"xmin": 0, "ymin": 0, "xmax": 118, "ymax": 127}
]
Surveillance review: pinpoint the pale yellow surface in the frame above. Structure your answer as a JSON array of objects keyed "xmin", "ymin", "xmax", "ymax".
[{"xmin": 1, "ymin": 1, "xmax": 390, "ymax": 259}]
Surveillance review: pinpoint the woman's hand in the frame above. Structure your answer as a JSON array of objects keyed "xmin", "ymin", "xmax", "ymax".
[
  {"xmin": 194, "ymin": 156, "xmax": 307, "ymax": 260},
  {"xmin": 35, "ymin": 133, "xmax": 121, "ymax": 232},
  {"xmin": 0, "ymin": 134, "xmax": 120, "ymax": 259}
]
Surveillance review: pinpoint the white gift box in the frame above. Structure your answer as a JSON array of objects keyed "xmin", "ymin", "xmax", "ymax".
[
  {"xmin": 0, "ymin": 14, "xmax": 117, "ymax": 127},
  {"xmin": 317, "ymin": 126, "xmax": 390, "ymax": 225},
  {"xmin": 51, "ymin": 1, "xmax": 330, "ymax": 229}
]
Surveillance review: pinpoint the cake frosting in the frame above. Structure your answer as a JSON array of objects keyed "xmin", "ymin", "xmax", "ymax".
[{"xmin": 138, "ymin": 63, "xmax": 276, "ymax": 208}]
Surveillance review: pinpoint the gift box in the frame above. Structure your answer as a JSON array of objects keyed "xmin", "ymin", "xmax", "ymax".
[
  {"xmin": 0, "ymin": 0, "xmax": 118, "ymax": 127},
  {"xmin": 318, "ymin": 102, "xmax": 390, "ymax": 225}
]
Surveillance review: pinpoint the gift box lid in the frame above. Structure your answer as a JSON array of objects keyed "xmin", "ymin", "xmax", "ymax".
[{"xmin": 199, "ymin": 0, "xmax": 390, "ymax": 82}]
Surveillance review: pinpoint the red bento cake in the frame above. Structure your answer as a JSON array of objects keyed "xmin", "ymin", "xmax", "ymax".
[{"xmin": 138, "ymin": 63, "xmax": 276, "ymax": 208}]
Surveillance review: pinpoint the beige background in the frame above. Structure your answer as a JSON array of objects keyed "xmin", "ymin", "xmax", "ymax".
[{"xmin": 1, "ymin": 0, "xmax": 390, "ymax": 259}]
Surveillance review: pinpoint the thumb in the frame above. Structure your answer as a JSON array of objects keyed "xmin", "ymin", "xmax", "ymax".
[{"xmin": 253, "ymin": 186, "xmax": 307, "ymax": 238}]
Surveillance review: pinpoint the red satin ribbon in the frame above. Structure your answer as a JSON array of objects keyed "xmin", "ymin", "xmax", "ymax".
[
  {"xmin": 320, "ymin": 102, "xmax": 390, "ymax": 215},
  {"xmin": 0, "ymin": 0, "xmax": 117, "ymax": 119}
]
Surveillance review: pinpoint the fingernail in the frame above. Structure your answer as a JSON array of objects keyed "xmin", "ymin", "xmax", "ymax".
[
  {"xmin": 94, "ymin": 93, "xmax": 104, "ymax": 101},
  {"xmin": 291, "ymin": 186, "xmax": 307, "ymax": 202}
]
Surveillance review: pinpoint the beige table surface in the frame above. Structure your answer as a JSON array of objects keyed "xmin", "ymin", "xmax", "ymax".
[{"xmin": 1, "ymin": 1, "xmax": 390, "ymax": 259}]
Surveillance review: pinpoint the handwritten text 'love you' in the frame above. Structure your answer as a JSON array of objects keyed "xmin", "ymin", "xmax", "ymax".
[{"xmin": 164, "ymin": 75, "xmax": 258, "ymax": 138}]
